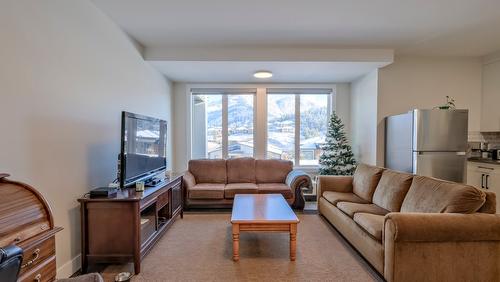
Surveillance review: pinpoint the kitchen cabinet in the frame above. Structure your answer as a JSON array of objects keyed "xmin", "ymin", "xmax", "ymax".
[
  {"xmin": 467, "ymin": 161, "xmax": 500, "ymax": 213},
  {"xmin": 480, "ymin": 60, "xmax": 500, "ymax": 132}
]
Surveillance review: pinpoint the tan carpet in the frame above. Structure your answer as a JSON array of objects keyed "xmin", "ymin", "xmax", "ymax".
[{"xmin": 102, "ymin": 213, "xmax": 381, "ymax": 282}]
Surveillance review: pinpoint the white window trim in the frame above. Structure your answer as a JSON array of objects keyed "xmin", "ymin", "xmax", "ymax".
[{"xmin": 186, "ymin": 83, "xmax": 337, "ymax": 169}]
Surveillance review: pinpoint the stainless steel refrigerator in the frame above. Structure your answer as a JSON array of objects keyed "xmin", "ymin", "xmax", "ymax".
[{"xmin": 385, "ymin": 109, "xmax": 468, "ymax": 183}]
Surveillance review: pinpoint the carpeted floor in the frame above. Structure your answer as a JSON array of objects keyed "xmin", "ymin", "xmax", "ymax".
[{"xmin": 101, "ymin": 213, "xmax": 382, "ymax": 282}]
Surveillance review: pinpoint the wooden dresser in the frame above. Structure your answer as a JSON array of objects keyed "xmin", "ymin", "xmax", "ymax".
[
  {"xmin": 0, "ymin": 173, "xmax": 63, "ymax": 282},
  {"xmin": 78, "ymin": 175, "xmax": 183, "ymax": 274}
]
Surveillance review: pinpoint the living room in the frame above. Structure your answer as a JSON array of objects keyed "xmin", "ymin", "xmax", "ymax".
[{"xmin": 1, "ymin": 1, "xmax": 500, "ymax": 282}]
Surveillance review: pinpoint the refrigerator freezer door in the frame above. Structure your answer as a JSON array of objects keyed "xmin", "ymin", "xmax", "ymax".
[
  {"xmin": 413, "ymin": 109, "xmax": 468, "ymax": 152},
  {"xmin": 385, "ymin": 112, "xmax": 413, "ymax": 173},
  {"xmin": 413, "ymin": 151, "xmax": 467, "ymax": 183}
]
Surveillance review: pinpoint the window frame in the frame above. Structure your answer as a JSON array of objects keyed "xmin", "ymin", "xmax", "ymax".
[
  {"xmin": 265, "ymin": 91, "xmax": 333, "ymax": 168},
  {"xmin": 187, "ymin": 84, "xmax": 335, "ymax": 169},
  {"xmin": 191, "ymin": 91, "xmax": 257, "ymax": 159}
]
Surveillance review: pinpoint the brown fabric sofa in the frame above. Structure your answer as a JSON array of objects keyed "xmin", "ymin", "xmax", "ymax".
[
  {"xmin": 318, "ymin": 163, "xmax": 500, "ymax": 282},
  {"xmin": 183, "ymin": 158, "xmax": 311, "ymax": 209}
]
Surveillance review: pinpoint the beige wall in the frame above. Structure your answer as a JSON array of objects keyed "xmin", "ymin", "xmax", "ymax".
[
  {"xmin": 172, "ymin": 82, "xmax": 190, "ymax": 172},
  {"xmin": 0, "ymin": 0, "xmax": 172, "ymax": 277},
  {"xmin": 350, "ymin": 70, "xmax": 379, "ymax": 165},
  {"xmin": 335, "ymin": 83, "xmax": 352, "ymax": 141},
  {"xmin": 377, "ymin": 56, "xmax": 483, "ymax": 165}
]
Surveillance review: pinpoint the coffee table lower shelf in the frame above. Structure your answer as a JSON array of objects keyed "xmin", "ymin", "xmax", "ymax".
[{"xmin": 231, "ymin": 222, "xmax": 298, "ymax": 261}]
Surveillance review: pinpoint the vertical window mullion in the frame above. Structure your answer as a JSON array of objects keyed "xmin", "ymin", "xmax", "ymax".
[
  {"xmin": 295, "ymin": 94, "xmax": 300, "ymax": 166},
  {"xmin": 222, "ymin": 94, "xmax": 228, "ymax": 159},
  {"xmin": 253, "ymin": 93, "xmax": 257, "ymax": 157},
  {"xmin": 327, "ymin": 92, "xmax": 332, "ymax": 117}
]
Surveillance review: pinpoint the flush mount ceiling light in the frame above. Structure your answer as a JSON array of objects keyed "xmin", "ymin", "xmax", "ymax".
[{"xmin": 253, "ymin": 71, "xmax": 273, "ymax": 79}]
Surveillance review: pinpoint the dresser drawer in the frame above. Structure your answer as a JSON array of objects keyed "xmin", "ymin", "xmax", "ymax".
[
  {"xmin": 19, "ymin": 237, "xmax": 56, "ymax": 276},
  {"xmin": 19, "ymin": 255, "xmax": 56, "ymax": 282}
]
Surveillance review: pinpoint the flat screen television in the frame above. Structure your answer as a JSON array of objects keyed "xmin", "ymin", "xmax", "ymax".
[{"xmin": 119, "ymin": 111, "xmax": 167, "ymax": 188}]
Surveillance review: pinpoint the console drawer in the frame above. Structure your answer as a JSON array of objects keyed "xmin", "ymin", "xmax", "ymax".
[{"xmin": 157, "ymin": 191, "xmax": 169, "ymax": 209}]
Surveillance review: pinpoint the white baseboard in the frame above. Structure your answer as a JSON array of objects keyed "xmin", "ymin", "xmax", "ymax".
[{"xmin": 57, "ymin": 254, "xmax": 81, "ymax": 278}]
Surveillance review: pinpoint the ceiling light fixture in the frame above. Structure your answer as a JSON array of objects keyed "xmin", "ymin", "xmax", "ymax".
[{"xmin": 253, "ymin": 71, "xmax": 273, "ymax": 79}]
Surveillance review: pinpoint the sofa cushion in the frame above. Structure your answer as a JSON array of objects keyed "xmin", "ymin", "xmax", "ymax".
[
  {"xmin": 336, "ymin": 202, "xmax": 389, "ymax": 218},
  {"xmin": 372, "ymin": 170, "xmax": 413, "ymax": 212},
  {"xmin": 353, "ymin": 213, "xmax": 384, "ymax": 241},
  {"xmin": 189, "ymin": 183, "xmax": 225, "ymax": 199},
  {"xmin": 478, "ymin": 191, "xmax": 496, "ymax": 214},
  {"xmin": 322, "ymin": 191, "xmax": 368, "ymax": 206},
  {"xmin": 227, "ymin": 157, "xmax": 256, "ymax": 183},
  {"xmin": 352, "ymin": 164, "xmax": 384, "ymax": 202},
  {"xmin": 255, "ymin": 159, "xmax": 293, "ymax": 183},
  {"xmin": 257, "ymin": 183, "xmax": 293, "ymax": 199},
  {"xmin": 224, "ymin": 183, "xmax": 258, "ymax": 199},
  {"xmin": 401, "ymin": 175, "xmax": 486, "ymax": 214},
  {"xmin": 189, "ymin": 159, "xmax": 226, "ymax": 184}
]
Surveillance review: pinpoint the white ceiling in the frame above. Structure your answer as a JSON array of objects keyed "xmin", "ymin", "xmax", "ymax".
[
  {"xmin": 148, "ymin": 61, "xmax": 387, "ymax": 83},
  {"xmin": 92, "ymin": 0, "xmax": 500, "ymax": 56}
]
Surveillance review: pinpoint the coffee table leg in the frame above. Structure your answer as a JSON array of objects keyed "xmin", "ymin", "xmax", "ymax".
[
  {"xmin": 232, "ymin": 223, "xmax": 240, "ymax": 261},
  {"xmin": 290, "ymin": 223, "xmax": 297, "ymax": 261}
]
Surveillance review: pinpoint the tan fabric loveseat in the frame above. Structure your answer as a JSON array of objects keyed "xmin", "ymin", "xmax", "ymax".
[
  {"xmin": 183, "ymin": 158, "xmax": 311, "ymax": 209},
  {"xmin": 318, "ymin": 163, "xmax": 500, "ymax": 282}
]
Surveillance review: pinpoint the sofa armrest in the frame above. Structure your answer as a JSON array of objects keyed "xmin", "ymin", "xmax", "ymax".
[
  {"xmin": 317, "ymin": 175, "xmax": 353, "ymax": 197},
  {"xmin": 285, "ymin": 170, "xmax": 311, "ymax": 191},
  {"xmin": 183, "ymin": 171, "xmax": 196, "ymax": 190},
  {"xmin": 384, "ymin": 212, "xmax": 500, "ymax": 243},
  {"xmin": 285, "ymin": 170, "xmax": 311, "ymax": 210},
  {"xmin": 383, "ymin": 212, "xmax": 500, "ymax": 282}
]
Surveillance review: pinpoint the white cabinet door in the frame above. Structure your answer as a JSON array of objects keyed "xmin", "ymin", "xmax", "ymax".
[
  {"xmin": 468, "ymin": 162, "xmax": 500, "ymax": 214},
  {"xmin": 466, "ymin": 166, "xmax": 484, "ymax": 189},
  {"xmin": 481, "ymin": 61, "xmax": 500, "ymax": 132},
  {"xmin": 485, "ymin": 171, "xmax": 500, "ymax": 214}
]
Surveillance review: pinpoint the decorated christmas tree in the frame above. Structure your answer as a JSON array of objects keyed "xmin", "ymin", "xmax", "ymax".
[{"xmin": 319, "ymin": 112, "xmax": 356, "ymax": 175}]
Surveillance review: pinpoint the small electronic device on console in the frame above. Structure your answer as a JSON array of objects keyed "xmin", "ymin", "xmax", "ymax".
[{"xmin": 89, "ymin": 187, "xmax": 118, "ymax": 198}]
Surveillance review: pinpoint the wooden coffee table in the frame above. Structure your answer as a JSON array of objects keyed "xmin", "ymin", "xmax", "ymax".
[{"xmin": 230, "ymin": 194, "xmax": 300, "ymax": 261}]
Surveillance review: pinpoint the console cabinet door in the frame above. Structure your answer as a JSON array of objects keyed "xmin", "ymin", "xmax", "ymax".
[{"xmin": 171, "ymin": 182, "xmax": 182, "ymax": 215}]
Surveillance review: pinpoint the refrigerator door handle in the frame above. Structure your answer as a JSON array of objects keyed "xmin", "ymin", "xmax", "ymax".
[
  {"xmin": 481, "ymin": 174, "xmax": 484, "ymax": 189},
  {"xmin": 485, "ymin": 174, "xmax": 490, "ymax": 189}
]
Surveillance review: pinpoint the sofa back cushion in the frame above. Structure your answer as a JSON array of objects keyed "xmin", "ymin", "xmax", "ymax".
[
  {"xmin": 478, "ymin": 191, "xmax": 496, "ymax": 214},
  {"xmin": 352, "ymin": 164, "xmax": 384, "ymax": 202},
  {"xmin": 255, "ymin": 159, "xmax": 293, "ymax": 183},
  {"xmin": 188, "ymin": 159, "xmax": 226, "ymax": 184},
  {"xmin": 401, "ymin": 175, "xmax": 486, "ymax": 213},
  {"xmin": 372, "ymin": 170, "xmax": 413, "ymax": 212},
  {"xmin": 477, "ymin": 191, "xmax": 497, "ymax": 214},
  {"xmin": 227, "ymin": 157, "xmax": 256, "ymax": 183}
]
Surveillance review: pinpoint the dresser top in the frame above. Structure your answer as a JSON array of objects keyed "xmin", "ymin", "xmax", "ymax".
[{"xmin": 0, "ymin": 174, "xmax": 61, "ymax": 246}]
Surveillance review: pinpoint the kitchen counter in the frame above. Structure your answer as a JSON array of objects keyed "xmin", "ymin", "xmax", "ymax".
[{"xmin": 468, "ymin": 157, "xmax": 500, "ymax": 165}]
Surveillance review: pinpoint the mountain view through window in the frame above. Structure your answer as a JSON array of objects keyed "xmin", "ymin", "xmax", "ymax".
[{"xmin": 192, "ymin": 90, "xmax": 330, "ymax": 166}]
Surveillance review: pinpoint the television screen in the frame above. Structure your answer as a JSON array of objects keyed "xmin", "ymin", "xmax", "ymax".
[{"xmin": 120, "ymin": 111, "xmax": 167, "ymax": 187}]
